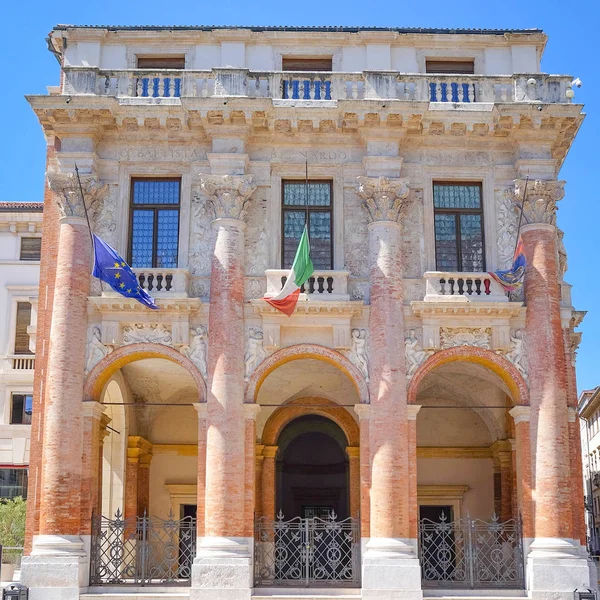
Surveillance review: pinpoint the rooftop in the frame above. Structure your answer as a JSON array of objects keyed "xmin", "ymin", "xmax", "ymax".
[{"xmin": 0, "ymin": 202, "xmax": 44, "ymax": 213}]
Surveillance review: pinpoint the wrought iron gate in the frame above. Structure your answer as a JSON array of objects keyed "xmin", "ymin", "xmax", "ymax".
[
  {"xmin": 90, "ymin": 510, "xmax": 196, "ymax": 586},
  {"xmin": 418, "ymin": 513, "xmax": 524, "ymax": 588},
  {"xmin": 254, "ymin": 511, "xmax": 360, "ymax": 587}
]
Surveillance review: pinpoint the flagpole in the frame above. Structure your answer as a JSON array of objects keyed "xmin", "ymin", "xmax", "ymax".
[
  {"xmin": 74, "ymin": 163, "xmax": 103, "ymax": 292},
  {"xmin": 513, "ymin": 174, "xmax": 530, "ymax": 256},
  {"xmin": 305, "ymin": 154, "xmax": 309, "ymax": 231}
]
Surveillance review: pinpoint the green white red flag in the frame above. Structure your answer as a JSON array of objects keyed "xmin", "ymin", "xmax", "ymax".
[{"xmin": 264, "ymin": 226, "xmax": 314, "ymax": 316}]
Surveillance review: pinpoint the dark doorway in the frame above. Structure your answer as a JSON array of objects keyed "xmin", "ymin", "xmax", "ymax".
[
  {"xmin": 276, "ymin": 415, "xmax": 349, "ymax": 520},
  {"xmin": 179, "ymin": 504, "xmax": 197, "ymax": 578}
]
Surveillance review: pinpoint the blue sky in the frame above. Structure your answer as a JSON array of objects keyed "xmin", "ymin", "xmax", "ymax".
[{"xmin": 2, "ymin": 0, "xmax": 598, "ymax": 391}]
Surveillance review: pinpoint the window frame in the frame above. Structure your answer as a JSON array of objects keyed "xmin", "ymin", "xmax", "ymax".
[
  {"xmin": 432, "ymin": 181, "xmax": 486, "ymax": 273},
  {"xmin": 128, "ymin": 177, "xmax": 182, "ymax": 269},
  {"xmin": 281, "ymin": 179, "xmax": 334, "ymax": 270},
  {"xmin": 13, "ymin": 301, "xmax": 33, "ymax": 355},
  {"xmin": 10, "ymin": 393, "xmax": 33, "ymax": 425},
  {"xmin": 19, "ymin": 236, "xmax": 42, "ymax": 261}
]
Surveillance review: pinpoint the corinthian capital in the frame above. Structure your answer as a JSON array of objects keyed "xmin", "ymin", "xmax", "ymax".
[
  {"xmin": 356, "ymin": 176, "xmax": 410, "ymax": 223},
  {"xmin": 48, "ymin": 172, "xmax": 109, "ymax": 220},
  {"xmin": 197, "ymin": 174, "xmax": 257, "ymax": 222},
  {"xmin": 513, "ymin": 179, "xmax": 565, "ymax": 227}
]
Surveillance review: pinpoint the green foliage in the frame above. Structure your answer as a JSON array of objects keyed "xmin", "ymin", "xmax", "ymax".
[{"xmin": 0, "ymin": 497, "xmax": 26, "ymax": 564}]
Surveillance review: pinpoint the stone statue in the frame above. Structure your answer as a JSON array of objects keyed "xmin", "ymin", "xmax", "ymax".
[
  {"xmin": 505, "ymin": 329, "xmax": 528, "ymax": 380},
  {"xmin": 404, "ymin": 329, "xmax": 432, "ymax": 378},
  {"xmin": 85, "ymin": 325, "xmax": 111, "ymax": 373},
  {"xmin": 348, "ymin": 328, "xmax": 369, "ymax": 381},
  {"xmin": 557, "ymin": 229, "xmax": 568, "ymax": 280},
  {"xmin": 181, "ymin": 326, "xmax": 208, "ymax": 379},
  {"xmin": 122, "ymin": 323, "xmax": 172, "ymax": 345},
  {"xmin": 245, "ymin": 327, "xmax": 268, "ymax": 381}
]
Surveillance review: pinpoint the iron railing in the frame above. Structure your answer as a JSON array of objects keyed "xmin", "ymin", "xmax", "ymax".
[
  {"xmin": 254, "ymin": 510, "xmax": 360, "ymax": 587},
  {"xmin": 90, "ymin": 510, "xmax": 196, "ymax": 586},
  {"xmin": 418, "ymin": 513, "xmax": 524, "ymax": 588}
]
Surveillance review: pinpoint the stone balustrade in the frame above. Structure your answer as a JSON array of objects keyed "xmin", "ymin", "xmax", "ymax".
[
  {"xmin": 265, "ymin": 269, "xmax": 350, "ymax": 301},
  {"xmin": 61, "ymin": 66, "xmax": 576, "ymax": 105},
  {"xmin": 133, "ymin": 268, "xmax": 190, "ymax": 297},
  {"xmin": 423, "ymin": 271, "xmax": 509, "ymax": 303},
  {"xmin": 10, "ymin": 355, "xmax": 36, "ymax": 370}
]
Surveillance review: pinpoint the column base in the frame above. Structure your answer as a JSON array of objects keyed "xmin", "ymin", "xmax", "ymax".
[
  {"xmin": 527, "ymin": 538, "xmax": 594, "ymax": 600},
  {"xmin": 361, "ymin": 538, "xmax": 423, "ymax": 600},
  {"xmin": 190, "ymin": 536, "xmax": 253, "ymax": 600},
  {"xmin": 20, "ymin": 535, "xmax": 88, "ymax": 600}
]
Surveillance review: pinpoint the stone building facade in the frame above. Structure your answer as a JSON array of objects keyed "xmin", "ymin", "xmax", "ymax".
[{"xmin": 20, "ymin": 24, "xmax": 591, "ymax": 600}]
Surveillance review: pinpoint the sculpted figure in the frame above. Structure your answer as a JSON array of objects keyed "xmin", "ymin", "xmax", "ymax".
[
  {"xmin": 85, "ymin": 325, "xmax": 111, "ymax": 373},
  {"xmin": 348, "ymin": 328, "xmax": 369, "ymax": 381},
  {"xmin": 181, "ymin": 326, "xmax": 208, "ymax": 379},
  {"xmin": 506, "ymin": 330, "xmax": 527, "ymax": 380},
  {"xmin": 245, "ymin": 327, "xmax": 268, "ymax": 381},
  {"xmin": 404, "ymin": 329, "xmax": 431, "ymax": 378}
]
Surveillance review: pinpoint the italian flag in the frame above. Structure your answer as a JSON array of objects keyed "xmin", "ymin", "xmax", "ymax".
[{"xmin": 264, "ymin": 226, "xmax": 314, "ymax": 316}]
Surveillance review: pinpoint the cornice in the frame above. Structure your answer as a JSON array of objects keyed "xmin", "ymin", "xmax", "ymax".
[
  {"xmin": 410, "ymin": 301, "xmax": 523, "ymax": 318},
  {"xmin": 88, "ymin": 295, "xmax": 203, "ymax": 315},
  {"xmin": 250, "ymin": 299, "xmax": 364, "ymax": 317}
]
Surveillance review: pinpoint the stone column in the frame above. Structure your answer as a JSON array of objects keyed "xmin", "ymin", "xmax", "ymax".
[
  {"xmin": 347, "ymin": 447, "xmax": 361, "ymax": 519},
  {"xmin": 20, "ymin": 173, "xmax": 108, "ymax": 600},
  {"xmin": 261, "ymin": 446, "xmax": 278, "ymax": 521},
  {"xmin": 514, "ymin": 179, "xmax": 592, "ymax": 597},
  {"xmin": 356, "ymin": 175, "xmax": 422, "ymax": 600},
  {"xmin": 407, "ymin": 406, "xmax": 421, "ymax": 540},
  {"xmin": 192, "ymin": 174, "xmax": 256, "ymax": 600},
  {"xmin": 194, "ymin": 403, "xmax": 207, "ymax": 538}
]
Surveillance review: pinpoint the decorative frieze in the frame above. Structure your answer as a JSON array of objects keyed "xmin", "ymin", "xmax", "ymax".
[
  {"xmin": 356, "ymin": 176, "xmax": 410, "ymax": 223},
  {"xmin": 197, "ymin": 174, "xmax": 257, "ymax": 222},
  {"xmin": 122, "ymin": 323, "xmax": 172, "ymax": 346},
  {"xmin": 513, "ymin": 179, "xmax": 565, "ymax": 227},
  {"xmin": 180, "ymin": 326, "xmax": 208, "ymax": 378},
  {"xmin": 405, "ymin": 328, "xmax": 433, "ymax": 378},
  {"xmin": 440, "ymin": 327, "xmax": 491, "ymax": 350},
  {"xmin": 48, "ymin": 172, "xmax": 109, "ymax": 220}
]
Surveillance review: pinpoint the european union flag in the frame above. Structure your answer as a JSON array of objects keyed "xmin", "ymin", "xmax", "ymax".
[
  {"xmin": 92, "ymin": 235, "xmax": 159, "ymax": 310},
  {"xmin": 490, "ymin": 237, "xmax": 527, "ymax": 292}
]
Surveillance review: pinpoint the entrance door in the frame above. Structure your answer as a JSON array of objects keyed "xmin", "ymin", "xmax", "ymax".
[
  {"xmin": 179, "ymin": 504, "xmax": 197, "ymax": 578},
  {"xmin": 419, "ymin": 505, "xmax": 456, "ymax": 581}
]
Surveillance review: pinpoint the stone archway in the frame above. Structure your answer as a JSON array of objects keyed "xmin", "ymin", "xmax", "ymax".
[{"xmin": 245, "ymin": 343, "xmax": 369, "ymax": 404}]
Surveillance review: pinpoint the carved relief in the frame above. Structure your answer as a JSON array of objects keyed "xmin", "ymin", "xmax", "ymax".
[
  {"xmin": 180, "ymin": 326, "xmax": 208, "ymax": 379},
  {"xmin": 48, "ymin": 172, "xmax": 109, "ymax": 220},
  {"xmin": 557, "ymin": 228, "xmax": 568, "ymax": 280},
  {"xmin": 245, "ymin": 326, "xmax": 269, "ymax": 382},
  {"xmin": 198, "ymin": 174, "xmax": 257, "ymax": 221},
  {"xmin": 85, "ymin": 325, "xmax": 112, "ymax": 373},
  {"xmin": 122, "ymin": 323, "xmax": 172, "ymax": 345},
  {"xmin": 405, "ymin": 328, "xmax": 433, "ymax": 379},
  {"xmin": 244, "ymin": 196, "xmax": 268, "ymax": 276},
  {"xmin": 245, "ymin": 277, "xmax": 266, "ymax": 300},
  {"xmin": 569, "ymin": 331, "xmax": 583, "ymax": 367},
  {"xmin": 190, "ymin": 187, "xmax": 214, "ymax": 277},
  {"xmin": 496, "ymin": 188, "xmax": 519, "ymax": 269},
  {"xmin": 440, "ymin": 327, "xmax": 491, "ymax": 350},
  {"xmin": 503, "ymin": 329, "xmax": 528, "ymax": 380},
  {"xmin": 356, "ymin": 176, "xmax": 410, "ymax": 223},
  {"xmin": 513, "ymin": 179, "xmax": 565, "ymax": 226},
  {"xmin": 91, "ymin": 184, "xmax": 118, "ymax": 247},
  {"xmin": 344, "ymin": 189, "xmax": 369, "ymax": 278},
  {"xmin": 345, "ymin": 328, "xmax": 369, "ymax": 381}
]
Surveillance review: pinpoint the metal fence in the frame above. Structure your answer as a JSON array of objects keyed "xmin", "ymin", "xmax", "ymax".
[
  {"xmin": 90, "ymin": 510, "xmax": 196, "ymax": 586},
  {"xmin": 254, "ymin": 511, "xmax": 360, "ymax": 587},
  {"xmin": 418, "ymin": 513, "xmax": 524, "ymax": 588}
]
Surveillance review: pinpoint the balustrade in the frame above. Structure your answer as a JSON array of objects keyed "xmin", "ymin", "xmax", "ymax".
[
  {"xmin": 62, "ymin": 66, "xmax": 575, "ymax": 105},
  {"xmin": 132, "ymin": 268, "xmax": 190, "ymax": 297},
  {"xmin": 10, "ymin": 355, "xmax": 35, "ymax": 370},
  {"xmin": 265, "ymin": 269, "xmax": 350, "ymax": 301},
  {"xmin": 423, "ymin": 271, "xmax": 509, "ymax": 302}
]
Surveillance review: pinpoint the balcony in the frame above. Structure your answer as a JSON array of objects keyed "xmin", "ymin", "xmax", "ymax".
[
  {"xmin": 9, "ymin": 355, "xmax": 35, "ymax": 370},
  {"xmin": 423, "ymin": 271, "xmax": 509, "ymax": 303},
  {"xmin": 62, "ymin": 66, "xmax": 576, "ymax": 105},
  {"xmin": 265, "ymin": 269, "xmax": 350, "ymax": 301},
  {"xmin": 132, "ymin": 268, "xmax": 190, "ymax": 298}
]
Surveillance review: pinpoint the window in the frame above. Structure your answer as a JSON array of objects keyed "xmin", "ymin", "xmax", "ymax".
[
  {"xmin": 282, "ymin": 57, "xmax": 333, "ymax": 72},
  {"xmin": 137, "ymin": 56, "xmax": 185, "ymax": 69},
  {"xmin": 20, "ymin": 237, "xmax": 41, "ymax": 261},
  {"xmin": 10, "ymin": 394, "xmax": 32, "ymax": 425},
  {"xmin": 14, "ymin": 302, "xmax": 33, "ymax": 355},
  {"xmin": 433, "ymin": 183, "xmax": 485, "ymax": 272},
  {"xmin": 129, "ymin": 179, "xmax": 180, "ymax": 269},
  {"xmin": 426, "ymin": 60, "xmax": 475, "ymax": 74},
  {"xmin": 282, "ymin": 181, "xmax": 332, "ymax": 270},
  {"xmin": 0, "ymin": 468, "xmax": 28, "ymax": 499}
]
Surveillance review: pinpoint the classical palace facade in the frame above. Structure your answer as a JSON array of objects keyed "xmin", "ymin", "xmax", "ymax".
[{"xmin": 21, "ymin": 24, "xmax": 590, "ymax": 600}]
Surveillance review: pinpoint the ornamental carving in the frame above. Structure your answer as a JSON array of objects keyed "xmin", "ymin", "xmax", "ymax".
[
  {"xmin": 569, "ymin": 331, "xmax": 583, "ymax": 367},
  {"xmin": 356, "ymin": 176, "xmax": 410, "ymax": 223},
  {"xmin": 344, "ymin": 328, "xmax": 369, "ymax": 381},
  {"xmin": 405, "ymin": 328, "xmax": 433, "ymax": 379},
  {"xmin": 48, "ymin": 172, "xmax": 109, "ymax": 220},
  {"xmin": 122, "ymin": 323, "xmax": 172, "ymax": 346},
  {"xmin": 513, "ymin": 179, "xmax": 565, "ymax": 226},
  {"xmin": 197, "ymin": 175, "xmax": 257, "ymax": 222},
  {"xmin": 180, "ymin": 326, "xmax": 208, "ymax": 379},
  {"xmin": 496, "ymin": 189, "xmax": 519, "ymax": 270},
  {"xmin": 440, "ymin": 327, "xmax": 491, "ymax": 350},
  {"xmin": 503, "ymin": 329, "xmax": 528, "ymax": 381},
  {"xmin": 189, "ymin": 189, "xmax": 214, "ymax": 277},
  {"xmin": 85, "ymin": 325, "xmax": 112, "ymax": 374},
  {"xmin": 557, "ymin": 228, "xmax": 568, "ymax": 280},
  {"xmin": 245, "ymin": 326, "xmax": 269, "ymax": 382}
]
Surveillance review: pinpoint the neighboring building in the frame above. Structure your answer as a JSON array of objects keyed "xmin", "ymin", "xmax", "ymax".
[
  {"xmin": 20, "ymin": 24, "xmax": 590, "ymax": 600},
  {"xmin": 0, "ymin": 203, "xmax": 43, "ymax": 501},
  {"xmin": 579, "ymin": 387, "xmax": 600, "ymax": 555}
]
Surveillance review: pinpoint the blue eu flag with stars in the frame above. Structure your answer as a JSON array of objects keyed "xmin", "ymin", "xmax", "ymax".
[{"xmin": 92, "ymin": 235, "xmax": 159, "ymax": 310}]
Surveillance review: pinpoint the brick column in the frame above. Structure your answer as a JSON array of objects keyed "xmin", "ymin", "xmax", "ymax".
[
  {"xmin": 514, "ymin": 179, "xmax": 592, "ymax": 596},
  {"xmin": 125, "ymin": 436, "xmax": 153, "ymax": 518},
  {"xmin": 244, "ymin": 405, "xmax": 260, "ymax": 538},
  {"xmin": 407, "ymin": 405, "xmax": 421, "ymax": 540},
  {"xmin": 357, "ymin": 175, "xmax": 421, "ymax": 599},
  {"xmin": 491, "ymin": 441, "xmax": 513, "ymax": 521},
  {"xmin": 354, "ymin": 405, "xmax": 371, "ymax": 539},
  {"xmin": 194, "ymin": 404, "xmax": 207, "ymax": 538},
  {"xmin": 347, "ymin": 447, "xmax": 360, "ymax": 519},
  {"xmin": 21, "ymin": 173, "xmax": 108, "ymax": 600},
  {"xmin": 510, "ymin": 407, "xmax": 534, "ymax": 539},
  {"xmin": 261, "ymin": 446, "xmax": 278, "ymax": 521},
  {"xmin": 255, "ymin": 444, "xmax": 265, "ymax": 519},
  {"xmin": 192, "ymin": 174, "xmax": 256, "ymax": 600}
]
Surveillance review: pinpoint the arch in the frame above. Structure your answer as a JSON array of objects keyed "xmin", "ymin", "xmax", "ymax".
[
  {"xmin": 261, "ymin": 397, "xmax": 360, "ymax": 447},
  {"xmin": 407, "ymin": 346, "xmax": 529, "ymax": 406},
  {"xmin": 84, "ymin": 343, "xmax": 207, "ymax": 403},
  {"xmin": 246, "ymin": 344, "xmax": 369, "ymax": 404}
]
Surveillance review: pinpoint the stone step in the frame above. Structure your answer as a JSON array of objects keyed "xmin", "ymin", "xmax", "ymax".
[
  {"xmin": 81, "ymin": 593, "xmax": 189, "ymax": 599},
  {"xmin": 252, "ymin": 590, "xmax": 361, "ymax": 600}
]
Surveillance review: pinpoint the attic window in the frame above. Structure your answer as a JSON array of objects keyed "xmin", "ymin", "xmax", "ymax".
[
  {"xmin": 282, "ymin": 57, "xmax": 333, "ymax": 72},
  {"xmin": 137, "ymin": 56, "xmax": 185, "ymax": 69},
  {"xmin": 426, "ymin": 60, "xmax": 475, "ymax": 74}
]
